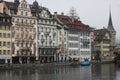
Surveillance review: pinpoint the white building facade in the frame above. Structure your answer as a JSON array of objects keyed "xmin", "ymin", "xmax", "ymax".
[{"xmin": 79, "ymin": 31, "xmax": 92, "ymax": 62}]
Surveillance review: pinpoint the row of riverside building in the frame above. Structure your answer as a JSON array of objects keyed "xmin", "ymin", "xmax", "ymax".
[{"xmin": 0, "ymin": 0, "xmax": 116, "ymax": 64}]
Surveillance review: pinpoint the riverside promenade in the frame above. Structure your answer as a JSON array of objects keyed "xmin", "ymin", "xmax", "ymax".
[
  {"xmin": 0, "ymin": 62, "xmax": 70, "ymax": 70},
  {"xmin": 0, "ymin": 60, "xmax": 114, "ymax": 70}
]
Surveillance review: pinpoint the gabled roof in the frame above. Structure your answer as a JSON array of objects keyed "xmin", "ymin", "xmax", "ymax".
[
  {"xmin": 30, "ymin": 1, "xmax": 52, "ymax": 18},
  {"xmin": 0, "ymin": 12, "xmax": 10, "ymax": 17},
  {"xmin": 0, "ymin": 13, "xmax": 12, "ymax": 25},
  {"xmin": 55, "ymin": 14, "xmax": 91, "ymax": 31},
  {"xmin": 94, "ymin": 29, "xmax": 111, "ymax": 41},
  {"xmin": 4, "ymin": 1, "xmax": 19, "ymax": 10}
]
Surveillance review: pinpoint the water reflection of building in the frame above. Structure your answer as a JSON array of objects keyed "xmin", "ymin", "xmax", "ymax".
[{"xmin": 91, "ymin": 64, "xmax": 116, "ymax": 80}]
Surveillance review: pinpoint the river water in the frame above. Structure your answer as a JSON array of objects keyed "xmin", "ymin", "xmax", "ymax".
[{"xmin": 0, "ymin": 63, "xmax": 120, "ymax": 80}]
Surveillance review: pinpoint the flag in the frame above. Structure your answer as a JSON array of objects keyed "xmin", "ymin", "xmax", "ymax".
[{"xmin": 91, "ymin": 35, "xmax": 96, "ymax": 40}]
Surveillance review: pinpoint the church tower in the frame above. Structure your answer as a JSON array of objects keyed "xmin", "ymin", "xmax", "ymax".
[{"xmin": 107, "ymin": 10, "xmax": 116, "ymax": 56}]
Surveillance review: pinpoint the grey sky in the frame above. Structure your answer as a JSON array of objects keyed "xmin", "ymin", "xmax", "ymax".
[{"xmin": 6, "ymin": 0, "xmax": 120, "ymax": 42}]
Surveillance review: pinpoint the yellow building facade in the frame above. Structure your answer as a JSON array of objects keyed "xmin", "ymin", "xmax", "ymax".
[{"xmin": 0, "ymin": 13, "xmax": 12, "ymax": 63}]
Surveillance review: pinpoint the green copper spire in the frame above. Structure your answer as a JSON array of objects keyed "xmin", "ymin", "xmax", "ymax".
[{"xmin": 107, "ymin": 11, "xmax": 115, "ymax": 32}]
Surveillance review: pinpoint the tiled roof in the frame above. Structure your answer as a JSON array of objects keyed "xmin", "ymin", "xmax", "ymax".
[
  {"xmin": 55, "ymin": 15, "xmax": 90, "ymax": 31},
  {"xmin": 114, "ymin": 48, "xmax": 120, "ymax": 53},
  {"xmin": 4, "ymin": 1, "xmax": 19, "ymax": 10},
  {"xmin": 0, "ymin": 13, "xmax": 10, "ymax": 17},
  {"xmin": 0, "ymin": 13, "xmax": 12, "ymax": 25},
  {"xmin": 94, "ymin": 29, "xmax": 110, "ymax": 40}
]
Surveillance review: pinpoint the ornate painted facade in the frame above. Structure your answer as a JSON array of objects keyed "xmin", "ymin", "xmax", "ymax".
[
  {"xmin": 54, "ymin": 12, "xmax": 68, "ymax": 62},
  {"xmin": 30, "ymin": 1, "xmax": 59, "ymax": 63},
  {"xmin": 3, "ymin": 0, "xmax": 37, "ymax": 63}
]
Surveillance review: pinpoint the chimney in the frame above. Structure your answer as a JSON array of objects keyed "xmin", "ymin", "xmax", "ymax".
[
  {"xmin": 54, "ymin": 12, "xmax": 57, "ymax": 15},
  {"xmin": 61, "ymin": 12, "xmax": 64, "ymax": 15},
  {"xmin": 0, "ymin": 0, "xmax": 3, "ymax": 2}
]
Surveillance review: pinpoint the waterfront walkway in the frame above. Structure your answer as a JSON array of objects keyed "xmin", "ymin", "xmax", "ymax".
[
  {"xmin": 0, "ymin": 62, "xmax": 70, "ymax": 70},
  {"xmin": 0, "ymin": 60, "xmax": 114, "ymax": 70}
]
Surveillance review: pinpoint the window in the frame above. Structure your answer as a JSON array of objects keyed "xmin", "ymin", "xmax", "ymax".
[
  {"xmin": 30, "ymin": 28, "xmax": 32, "ymax": 31},
  {"xmin": 60, "ymin": 37, "xmax": 61, "ymax": 42},
  {"xmin": 3, "ymin": 33, "xmax": 6, "ymax": 38},
  {"xmin": 64, "ymin": 38, "xmax": 66, "ymax": 42},
  {"xmin": 7, "ymin": 50, "xmax": 10, "ymax": 54},
  {"xmin": 26, "ymin": 20, "xmax": 27, "ymax": 23},
  {"xmin": 21, "ymin": 27, "xmax": 23, "ymax": 31},
  {"xmin": 64, "ymin": 32, "xmax": 66, "ymax": 35},
  {"xmin": 21, "ymin": 19, "xmax": 23, "ymax": 23},
  {"xmin": 7, "ymin": 26, "xmax": 10, "ymax": 30},
  {"xmin": 3, "ymin": 50, "xmax": 6, "ymax": 54},
  {"xmin": 30, "ymin": 20, "xmax": 32, "ymax": 24},
  {"xmin": 7, "ymin": 42, "xmax": 10, "ymax": 47},
  {"xmin": 0, "ymin": 50, "xmax": 1, "ymax": 54},
  {"xmin": 0, "ymin": 42, "xmax": 1, "ymax": 46},
  {"xmin": 12, "ymin": 18, "xmax": 14, "ymax": 22},
  {"xmin": 59, "ymin": 31, "xmax": 61, "ymax": 35},
  {"xmin": 41, "ymin": 27, "xmax": 43, "ymax": 32},
  {"xmin": 17, "ymin": 43, "xmax": 19, "ymax": 47},
  {"xmin": 3, "ymin": 18, "xmax": 5, "ymax": 22},
  {"xmin": 0, "ymin": 25, "xmax": 2, "ymax": 30},
  {"xmin": 0, "ymin": 33, "xmax": 2, "ymax": 37},
  {"xmin": 7, "ymin": 19, "xmax": 9, "ymax": 23},
  {"xmin": 25, "ymin": 12, "xmax": 27, "ymax": 16},
  {"xmin": 17, "ymin": 51, "xmax": 19, "ymax": 55},
  {"xmin": 8, "ymin": 33, "xmax": 10, "ymax": 38},
  {"xmin": 2, "ymin": 25, "xmax": 5, "ymax": 30},
  {"xmin": 34, "ymin": 20, "xmax": 36, "ymax": 24},
  {"xmin": 17, "ymin": 19, "xmax": 19, "ymax": 22},
  {"xmin": 17, "ymin": 34, "xmax": 19, "ymax": 38},
  {"xmin": 53, "ymin": 43, "xmax": 55, "ymax": 46},
  {"xmin": 3, "ymin": 42, "xmax": 6, "ymax": 46},
  {"xmin": 21, "ymin": 11, "xmax": 23, "ymax": 15}
]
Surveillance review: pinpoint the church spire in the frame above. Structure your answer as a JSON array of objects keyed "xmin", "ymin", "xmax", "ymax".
[{"xmin": 107, "ymin": 10, "xmax": 115, "ymax": 32}]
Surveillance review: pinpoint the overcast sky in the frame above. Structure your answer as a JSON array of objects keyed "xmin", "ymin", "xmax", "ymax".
[{"xmin": 6, "ymin": 0, "xmax": 120, "ymax": 42}]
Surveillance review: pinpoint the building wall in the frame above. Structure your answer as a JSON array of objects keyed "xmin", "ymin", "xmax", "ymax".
[
  {"xmin": 11, "ymin": 0, "xmax": 37, "ymax": 63},
  {"xmin": 93, "ymin": 32, "xmax": 111, "ymax": 61},
  {"xmin": 57, "ymin": 27, "xmax": 68, "ymax": 61},
  {"xmin": 68, "ymin": 29, "xmax": 79, "ymax": 61},
  {"xmin": 0, "ymin": 25, "xmax": 12, "ymax": 63},
  {"xmin": 0, "ymin": 2, "xmax": 10, "ymax": 15},
  {"xmin": 0, "ymin": 2, "xmax": 12, "ymax": 63},
  {"xmin": 79, "ymin": 31, "xmax": 91, "ymax": 62}
]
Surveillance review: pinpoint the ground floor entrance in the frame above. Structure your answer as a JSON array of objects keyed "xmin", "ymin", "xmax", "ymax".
[
  {"xmin": 12, "ymin": 56, "xmax": 36, "ymax": 64},
  {"xmin": 38, "ymin": 47, "xmax": 58, "ymax": 63}
]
